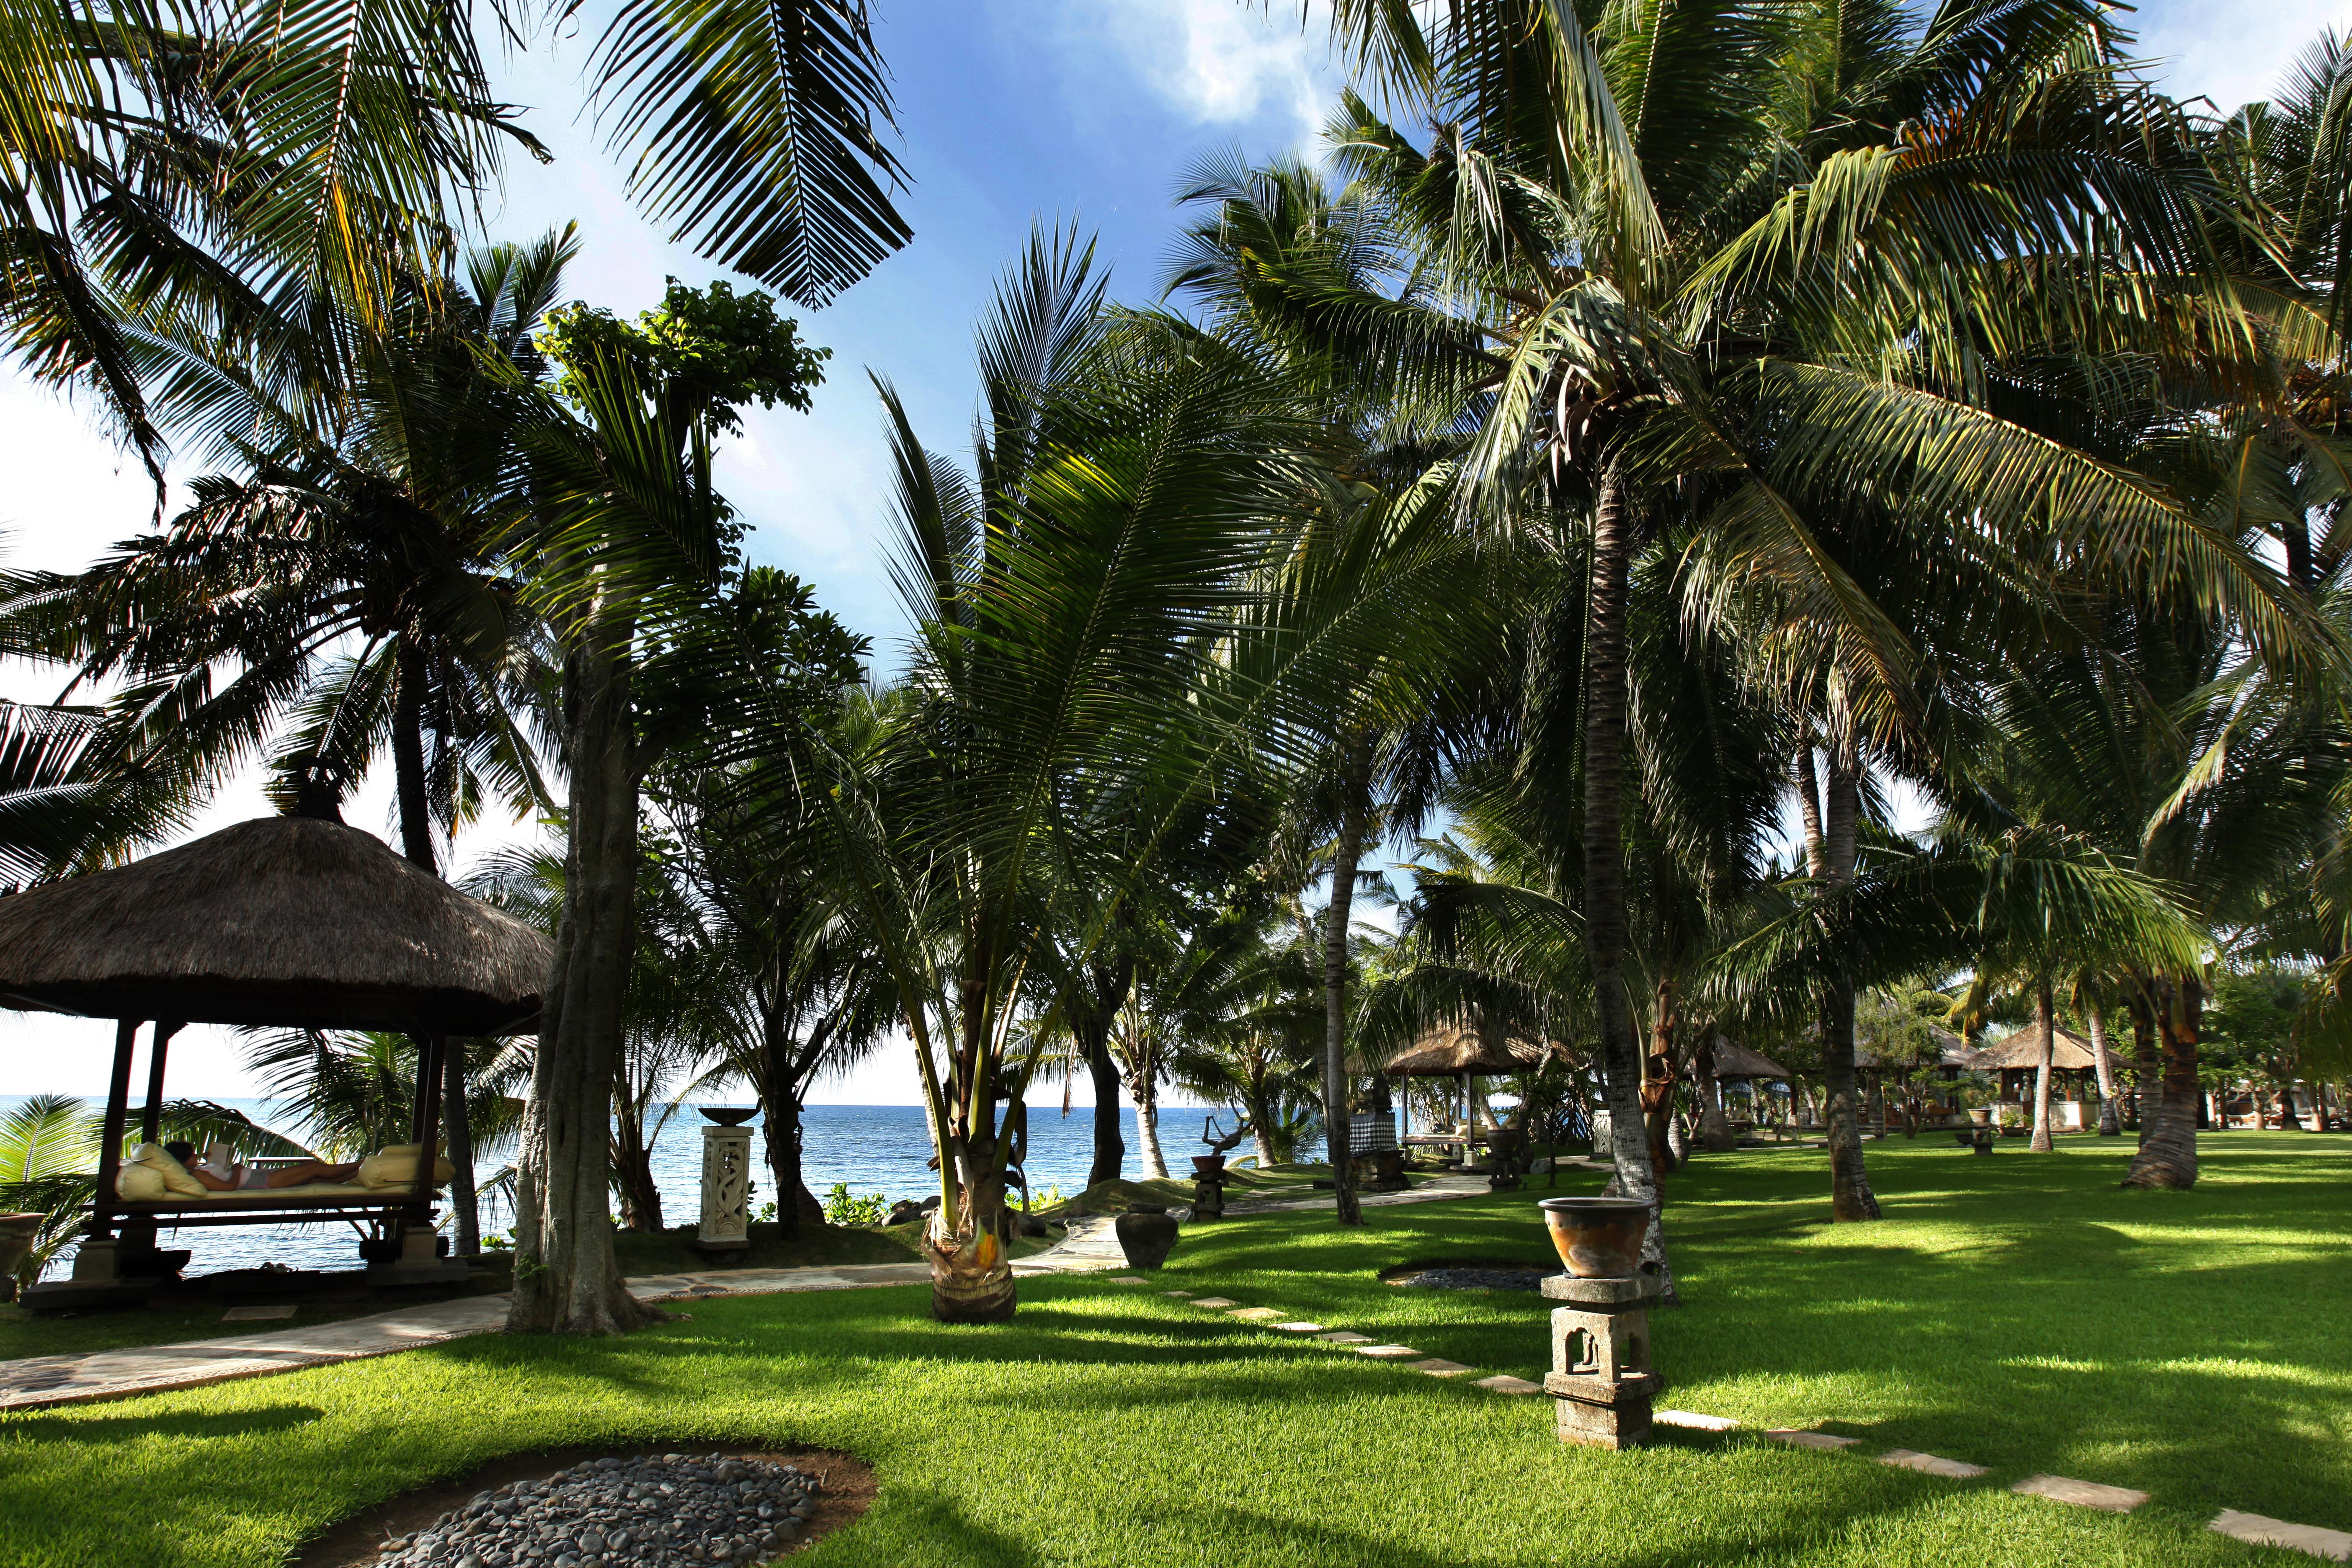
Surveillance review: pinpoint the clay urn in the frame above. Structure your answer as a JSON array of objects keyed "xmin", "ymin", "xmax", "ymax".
[
  {"xmin": 1191, "ymin": 1153, "xmax": 1227, "ymax": 1178},
  {"xmin": 1538, "ymin": 1196, "xmax": 1651, "ymax": 1278},
  {"xmin": 1114, "ymin": 1203, "xmax": 1181, "ymax": 1269}
]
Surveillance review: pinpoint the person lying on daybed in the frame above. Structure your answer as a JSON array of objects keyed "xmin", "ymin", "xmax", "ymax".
[{"xmin": 172, "ymin": 1140, "xmax": 363, "ymax": 1191}]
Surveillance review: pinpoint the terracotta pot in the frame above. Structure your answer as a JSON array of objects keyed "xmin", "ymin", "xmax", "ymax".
[
  {"xmin": 0, "ymin": 1212, "xmax": 43, "ymax": 1301},
  {"xmin": 1114, "ymin": 1204, "xmax": 1181, "ymax": 1269},
  {"xmin": 1968, "ymin": 1108, "xmax": 1991, "ymax": 1127},
  {"xmin": 1191, "ymin": 1154, "xmax": 1227, "ymax": 1178},
  {"xmin": 1538, "ymin": 1196, "xmax": 1651, "ymax": 1278}
]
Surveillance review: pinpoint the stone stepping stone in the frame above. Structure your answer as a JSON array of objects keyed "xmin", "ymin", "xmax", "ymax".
[
  {"xmin": 1656, "ymin": 1410, "xmax": 1740, "ymax": 1432},
  {"xmin": 2208, "ymin": 1509, "xmax": 2352, "ymax": 1561},
  {"xmin": 220, "ymin": 1304, "xmax": 296, "ymax": 1323},
  {"xmin": 1190, "ymin": 1297, "xmax": 1239, "ymax": 1308},
  {"xmin": 1879, "ymin": 1448, "xmax": 1986, "ymax": 1479},
  {"xmin": 1160, "ymin": 1290, "xmax": 1193, "ymax": 1298},
  {"xmin": 1409, "ymin": 1358, "xmax": 1473, "ymax": 1376},
  {"xmin": 1766, "ymin": 1429, "xmax": 1859, "ymax": 1451},
  {"xmin": 1354, "ymin": 1344, "xmax": 1424, "ymax": 1359},
  {"xmin": 2011, "ymin": 1475, "xmax": 2148, "ymax": 1514},
  {"xmin": 1475, "ymin": 1375, "xmax": 1543, "ymax": 1395},
  {"xmin": 1317, "ymin": 1331, "xmax": 1372, "ymax": 1344},
  {"xmin": 1274, "ymin": 1322, "xmax": 1324, "ymax": 1333},
  {"xmin": 1104, "ymin": 1276, "xmax": 1147, "ymax": 1286},
  {"xmin": 1227, "ymin": 1307, "xmax": 1286, "ymax": 1321}
]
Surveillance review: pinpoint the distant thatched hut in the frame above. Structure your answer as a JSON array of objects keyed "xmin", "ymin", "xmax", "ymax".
[{"xmin": 1968, "ymin": 1021, "xmax": 2100, "ymax": 1124}]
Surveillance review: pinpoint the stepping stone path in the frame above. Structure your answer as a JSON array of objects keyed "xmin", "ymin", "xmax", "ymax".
[
  {"xmin": 1354, "ymin": 1344, "xmax": 1424, "ymax": 1359},
  {"xmin": 1656, "ymin": 1410, "xmax": 1739, "ymax": 1432},
  {"xmin": 2012, "ymin": 1475, "xmax": 2148, "ymax": 1514},
  {"xmin": 1475, "ymin": 1375, "xmax": 1543, "ymax": 1395},
  {"xmin": 1878, "ymin": 1448, "xmax": 1986, "ymax": 1479},
  {"xmin": 1227, "ymin": 1307, "xmax": 1285, "ymax": 1322},
  {"xmin": 1104, "ymin": 1277, "xmax": 1147, "ymax": 1286},
  {"xmin": 2209, "ymin": 1511, "xmax": 2352, "ymax": 1561},
  {"xmin": 1317, "ymin": 1331, "xmax": 1372, "ymax": 1344},
  {"xmin": 1766, "ymin": 1429, "xmax": 1859, "ymax": 1451},
  {"xmin": 1160, "ymin": 1290, "xmax": 1192, "ymax": 1298},
  {"xmin": 1408, "ymin": 1358, "xmax": 1471, "ymax": 1377},
  {"xmin": 1274, "ymin": 1321, "xmax": 1324, "ymax": 1332},
  {"xmin": 1189, "ymin": 1297, "xmax": 1238, "ymax": 1309}
]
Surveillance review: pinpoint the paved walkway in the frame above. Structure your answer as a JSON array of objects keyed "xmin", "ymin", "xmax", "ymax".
[{"xmin": 0, "ymin": 1173, "xmax": 1501, "ymax": 1412}]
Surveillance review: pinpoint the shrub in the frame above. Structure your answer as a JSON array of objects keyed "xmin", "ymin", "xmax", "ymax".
[{"xmin": 823, "ymin": 1183, "xmax": 889, "ymax": 1228}]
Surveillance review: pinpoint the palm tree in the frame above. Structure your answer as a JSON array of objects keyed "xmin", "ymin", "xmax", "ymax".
[
  {"xmin": 0, "ymin": 0, "xmax": 912, "ymax": 485},
  {"xmin": 813, "ymin": 227, "xmax": 1398, "ymax": 1320},
  {"xmin": 0, "ymin": 231, "xmax": 578, "ymax": 877},
  {"xmin": 1270, "ymin": 0, "xmax": 2331, "ymax": 1228}
]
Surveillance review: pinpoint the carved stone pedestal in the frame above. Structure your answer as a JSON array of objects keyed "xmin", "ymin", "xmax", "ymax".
[
  {"xmin": 1540, "ymin": 1271, "xmax": 1661, "ymax": 1449},
  {"xmin": 1192, "ymin": 1173, "xmax": 1225, "ymax": 1220},
  {"xmin": 698, "ymin": 1123, "xmax": 753, "ymax": 1252}
]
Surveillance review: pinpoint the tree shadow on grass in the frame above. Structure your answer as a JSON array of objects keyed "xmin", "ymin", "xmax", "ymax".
[{"xmin": 1, "ymin": 1401, "xmax": 325, "ymax": 1444}]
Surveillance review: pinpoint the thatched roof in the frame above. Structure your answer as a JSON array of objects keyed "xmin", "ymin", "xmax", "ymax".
[
  {"xmin": 1383, "ymin": 1024, "xmax": 1554, "ymax": 1078},
  {"xmin": 1969, "ymin": 1021, "xmax": 2098, "ymax": 1071},
  {"xmin": 1709, "ymin": 1037, "xmax": 1793, "ymax": 1079},
  {"xmin": 0, "ymin": 817, "xmax": 551, "ymax": 1034}
]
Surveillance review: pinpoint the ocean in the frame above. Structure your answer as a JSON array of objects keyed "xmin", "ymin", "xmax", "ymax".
[{"xmin": 10, "ymin": 1099, "xmax": 1278, "ymax": 1279}]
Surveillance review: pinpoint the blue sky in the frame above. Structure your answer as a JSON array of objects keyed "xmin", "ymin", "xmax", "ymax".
[{"xmin": 0, "ymin": 0, "xmax": 2338, "ymax": 1102}]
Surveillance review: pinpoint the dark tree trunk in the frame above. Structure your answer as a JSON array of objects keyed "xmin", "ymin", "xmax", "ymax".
[
  {"xmin": 2030, "ymin": 980, "xmax": 2056, "ymax": 1152},
  {"xmin": 1322, "ymin": 731, "xmax": 1372, "ymax": 1227},
  {"xmin": 757, "ymin": 994, "xmax": 808, "ymax": 1240},
  {"xmin": 1644, "ymin": 980, "xmax": 1678, "ymax": 1175},
  {"xmin": 392, "ymin": 642, "xmax": 437, "ymax": 874},
  {"xmin": 2124, "ymin": 975, "xmax": 2201, "ymax": 1189},
  {"xmin": 928, "ymin": 1112, "xmax": 1014, "ymax": 1323},
  {"xmin": 511, "ymin": 608, "xmax": 657, "ymax": 1334},
  {"xmin": 2127, "ymin": 983, "xmax": 2160, "ymax": 1147},
  {"xmin": 1818, "ymin": 752, "xmax": 1881, "ymax": 1220},
  {"xmin": 1694, "ymin": 1034, "xmax": 1733, "ymax": 1153},
  {"xmin": 444, "ymin": 1039, "xmax": 479, "ymax": 1255},
  {"xmin": 1581, "ymin": 471, "xmax": 1674, "ymax": 1295},
  {"xmin": 1082, "ymin": 993, "xmax": 1126, "ymax": 1189}
]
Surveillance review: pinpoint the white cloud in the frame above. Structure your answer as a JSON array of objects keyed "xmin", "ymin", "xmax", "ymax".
[
  {"xmin": 1064, "ymin": 0, "xmax": 1342, "ymax": 138},
  {"xmin": 2136, "ymin": 0, "xmax": 2352, "ymax": 113}
]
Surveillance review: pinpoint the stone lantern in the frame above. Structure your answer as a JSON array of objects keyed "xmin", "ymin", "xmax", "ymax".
[{"xmin": 1537, "ymin": 1196, "xmax": 1661, "ymax": 1449}]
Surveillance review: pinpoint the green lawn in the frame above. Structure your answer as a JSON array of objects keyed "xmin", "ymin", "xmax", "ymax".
[{"xmin": 1, "ymin": 1132, "xmax": 2344, "ymax": 1567}]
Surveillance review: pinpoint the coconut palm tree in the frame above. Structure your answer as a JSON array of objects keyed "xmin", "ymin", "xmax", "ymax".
[
  {"xmin": 0, "ymin": 0, "xmax": 911, "ymax": 484},
  {"xmin": 814, "ymin": 225, "xmax": 1439, "ymax": 1320},
  {"xmin": 1270, "ymin": 0, "xmax": 2333, "ymax": 1228}
]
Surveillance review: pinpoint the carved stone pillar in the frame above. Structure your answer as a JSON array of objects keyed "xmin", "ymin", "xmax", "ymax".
[{"xmin": 698, "ymin": 1123, "xmax": 753, "ymax": 1252}]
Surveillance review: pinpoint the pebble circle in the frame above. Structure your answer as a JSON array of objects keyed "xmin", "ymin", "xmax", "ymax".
[{"xmin": 374, "ymin": 1453, "xmax": 822, "ymax": 1568}]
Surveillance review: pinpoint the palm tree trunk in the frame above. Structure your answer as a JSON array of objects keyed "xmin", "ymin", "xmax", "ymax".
[
  {"xmin": 757, "ymin": 989, "xmax": 802, "ymax": 1240},
  {"xmin": 392, "ymin": 643, "xmax": 438, "ymax": 874},
  {"xmin": 1322, "ymin": 730, "xmax": 1372, "ymax": 1227},
  {"xmin": 2124, "ymin": 975, "xmax": 2201, "ymax": 1189},
  {"xmin": 1581, "ymin": 469, "xmax": 1674, "ymax": 1293},
  {"xmin": 443, "ymin": 1039, "xmax": 479, "ymax": 1254},
  {"xmin": 511, "ymin": 606, "xmax": 657, "ymax": 1335},
  {"xmin": 1694, "ymin": 1036, "xmax": 1733, "ymax": 1152},
  {"xmin": 1133, "ymin": 1075, "xmax": 1168, "ymax": 1179},
  {"xmin": 1818, "ymin": 753, "xmax": 1881, "ymax": 1220},
  {"xmin": 2030, "ymin": 980, "xmax": 2056, "ymax": 1152},
  {"xmin": 926, "ymin": 1120, "xmax": 1013, "ymax": 1322},
  {"xmin": 1644, "ymin": 980, "xmax": 1678, "ymax": 1175},
  {"xmin": 2088, "ymin": 995, "xmax": 2121, "ymax": 1135},
  {"xmin": 1082, "ymin": 1001, "xmax": 1125, "ymax": 1189}
]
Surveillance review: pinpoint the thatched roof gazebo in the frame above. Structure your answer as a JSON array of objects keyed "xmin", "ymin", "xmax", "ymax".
[
  {"xmin": 1708, "ymin": 1039, "xmax": 1794, "ymax": 1081},
  {"xmin": 0, "ymin": 814, "xmax": 552, "ymax": 1296},
  {"xmin": 1966, "ymin": 1021, "xmax": 2097, "ymax": 1073},
  {"xmin": 1382, "ymin": 1024, "xmax": 1562, "ymax": 1158}
]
